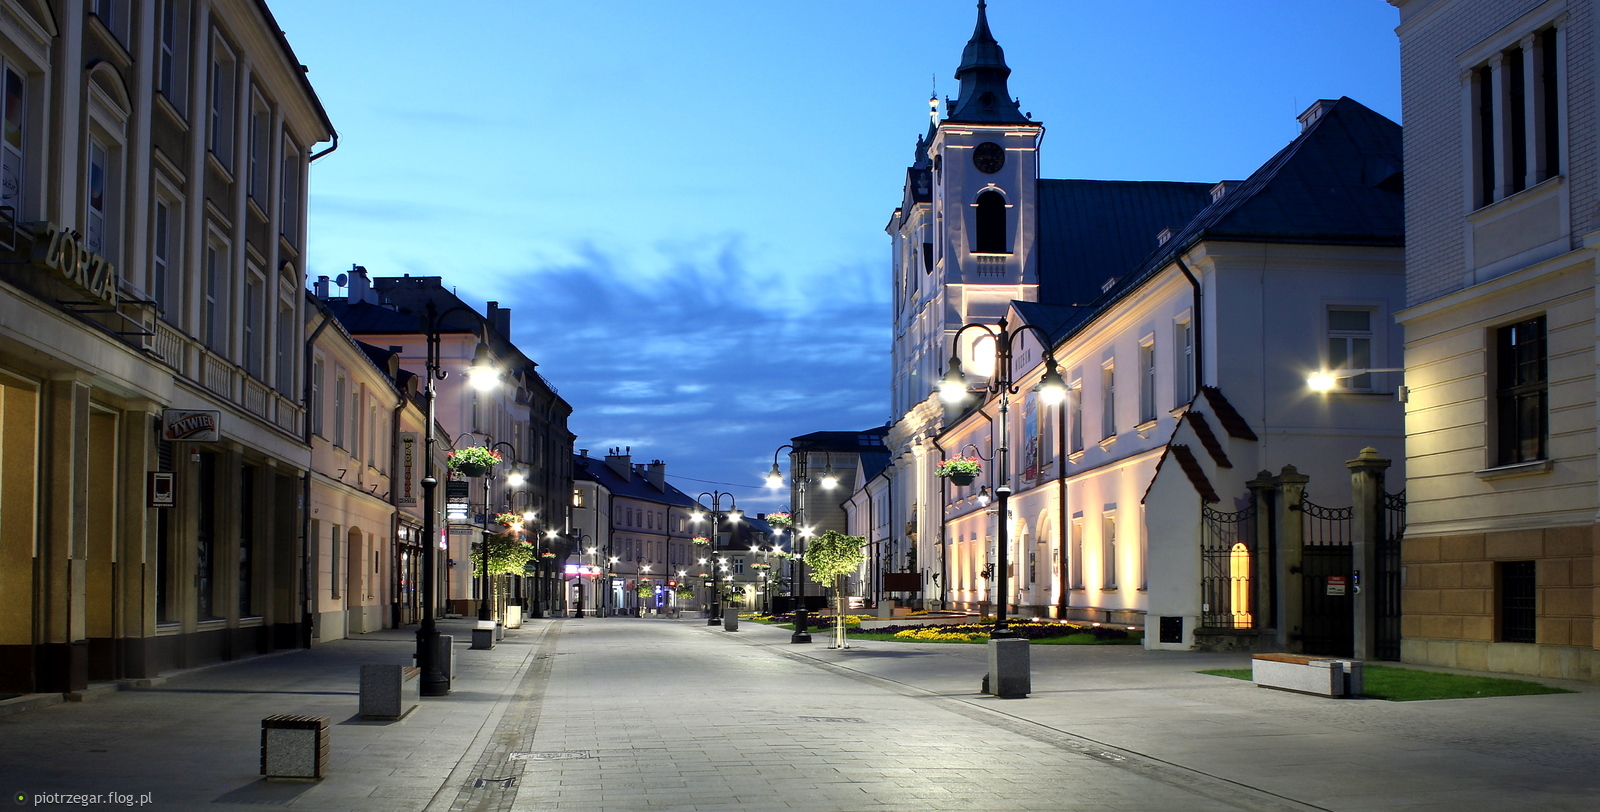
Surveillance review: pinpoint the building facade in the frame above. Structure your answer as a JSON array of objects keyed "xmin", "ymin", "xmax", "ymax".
[
  {"xmin": 1392, "ymin": 0, "xmax": 1599, "ymax": 680},
  {"xmin": 571, "ymin": 448, "xmax": 701, "ymax": 615},
  {"xmin": 0, "ymin": 0, "xmax": 332, "ymax": 694}
]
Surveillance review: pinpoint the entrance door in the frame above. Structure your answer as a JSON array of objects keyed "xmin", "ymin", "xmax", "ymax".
[{"xmin": 1300, "ymin": 499, "xmax": 1353, "ymax": 657}]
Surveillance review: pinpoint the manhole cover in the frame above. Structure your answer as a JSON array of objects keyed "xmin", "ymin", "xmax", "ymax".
[
  {"xmin": 510, "ymin": 750, "xmax": 593, "ymax": 761},
  {"xmin": 799, "ymin": 716, "xmax": 866, "ymax": 724},
  {"xmin": 473, "ymin": 777, "xmax": 516, "ymax": 789}
]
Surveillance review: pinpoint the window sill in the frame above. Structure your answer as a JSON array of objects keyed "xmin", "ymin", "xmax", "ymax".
[
  {"xmin": 1169, "ymin": 403, "xmax": 1191, "ymax": 418},
  {"xmin": 156, "ymin": 622, "xmax": 183, "ymax": 637},
  {"xmin": 196, "ymin": 618, "xmax": 227, "ymax": 631},
  {"xmin": 1098, "ymin": 435, "xmax": 1118, "ymax": 450},
  {"xmin": 206, "ymin": 151, "xmax": 235, "ymax": 185},
  {"xmin": 153, "ymin": 93, "xmax": 188, "ymax": 133},
  {"xmin": 1474, "ymin": 459, "xmax": 1552, "ymax": 481},
  {"xmin": 239, "ymin": 616, "xmax": 264, "ymax": 628}
]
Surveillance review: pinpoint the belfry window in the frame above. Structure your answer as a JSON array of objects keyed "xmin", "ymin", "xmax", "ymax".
[{"xmin": 974, "ymin": 191, "xmax": 1007, "ymax": 253}]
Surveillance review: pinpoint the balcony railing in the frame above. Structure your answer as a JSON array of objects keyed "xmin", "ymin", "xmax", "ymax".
[{"xmin": 150, "ymin": 320, "xmax": 302, "ymax": 437}]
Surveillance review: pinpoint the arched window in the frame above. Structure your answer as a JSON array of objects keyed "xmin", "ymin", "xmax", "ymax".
[{"xmin": 975, "ymin": 191, "xmax": 1007, "ymax": 253}]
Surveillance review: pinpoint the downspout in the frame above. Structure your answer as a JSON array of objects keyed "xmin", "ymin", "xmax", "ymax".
[
  {"xmin": 1175, "ymin": 256, "xmax": 1205, "ymax": 389},
  {"xmin": 309, "ymin": 131, "xmax": 339, "ymax": 164},
  {"xmin": 865, "ymin": 482, "xmax": 876, "ymax": 609},
  {"xmin": 390, "ymin": 384, "xmax": 407, "ymax": 628},
  {"xmin": 1056, "ymin": 394, "xmax": 1069, "ymax": 620},
  {"xmin": 301, "ymin": 301, "xmax": 335, "ymax": 648}
]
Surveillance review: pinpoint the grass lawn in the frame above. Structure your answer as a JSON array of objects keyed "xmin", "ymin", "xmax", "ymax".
[{"xmin": 1198, "ymin": 665, "xmax": 1572, "ymax": 701}]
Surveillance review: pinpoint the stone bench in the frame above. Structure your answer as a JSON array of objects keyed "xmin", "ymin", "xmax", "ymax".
[
  {"xmin": 359, "ymin": 665, "xmax": 420, "ymax": 720},
  {"xmin": 260, "ymin": 715, "xmax": 329, "ymax": 780},
  {"xmin": 1252, "ymin": 653, "xmax": 1363, "ymax": 697}
]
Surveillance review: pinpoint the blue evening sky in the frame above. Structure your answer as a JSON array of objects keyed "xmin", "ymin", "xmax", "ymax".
[{"xmin": 271, "ymin": 1, "xmax": 1401, "ymax": 510}]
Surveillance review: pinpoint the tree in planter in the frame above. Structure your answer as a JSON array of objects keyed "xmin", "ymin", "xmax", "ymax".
[
  {"xmin": 470, "ymin": 532, "xmax": 535, "ymax": 620},
  {"xmin": 802, "ymin": 530, "xmax": 867, "ymax": 649}
]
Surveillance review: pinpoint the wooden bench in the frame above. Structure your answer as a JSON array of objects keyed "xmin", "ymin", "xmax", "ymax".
[{"xmin": 1252, "ymin": 653, "xmax": 1363, "ymax": 697}]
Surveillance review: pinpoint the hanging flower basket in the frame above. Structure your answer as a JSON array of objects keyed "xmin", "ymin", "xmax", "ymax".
[
  {"xmin": 493, "ymin": 512, "xmax": 521, "ymax": 528},
  {"xmin": 540, "ymin": 552, "xmax": 556, "ymax": 559},
  {"xmin": 935, "ymin": 456, "xmax": 981, "ymax": 486},
  {"xmin": 448, "ymin": 446, "xmax": 501, "ymax": 477},
  {"xmin": 751, "ymin": 562, "xmax": 772, "ymax": 571},
  {"xmin": 765, "ymin": 512, "xmax": 792, "ymax": 528},
  {"xmin": 691, "ymin": 536, "xmax": 711, "ymax": 546}
]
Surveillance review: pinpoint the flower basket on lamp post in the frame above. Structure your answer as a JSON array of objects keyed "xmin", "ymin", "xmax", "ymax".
[
  {"xmin": 765, "ymin": 512, "xmax": 792, "ymax": 528},
  {"xmin": 448, "ymin": 446, "xmax": 502, "ymax": 478},
  {"xmin": 691, "ymin": 536, "xmax": 711, "ymax": 547},
  {"xmin": 935, "ymin": 456, "xmax": 982, "ymax": 487}
]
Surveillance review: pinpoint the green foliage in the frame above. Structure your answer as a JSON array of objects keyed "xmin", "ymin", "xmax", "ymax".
[
  {"xmin": 636, "ymin": 583, "xmax": 655, "ymax": 598},
  {"xmin": 674, "ymin": 587, "xmax": 695, "ymax": 600},
  {"xmin": 448, "ymin": 446, "xmax": 502, "ymax": 469},
  {"xmin": 470, "ymin": 532, "xmax": 534, "ymax": 576},
  {"xmin": 802, "ymin": 530, "xmax": 867, "ymax": 586}
]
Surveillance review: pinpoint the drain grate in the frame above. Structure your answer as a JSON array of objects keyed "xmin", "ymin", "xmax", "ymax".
[
  {"xmin": 510, "ymin": 750, "xmax": 593, "ymax": 761},
  {"xmin": 799, "ymin": 716, "xmax": 866, "ymax": 724},
  {"xmin": 473, "ymin": 777, "xmax": 516, "ymax": 789}
]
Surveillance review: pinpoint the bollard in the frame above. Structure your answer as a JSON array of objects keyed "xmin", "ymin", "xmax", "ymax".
[{"xmin": 261, "ymin": 715, "xmax": 329, "ymax": 780}]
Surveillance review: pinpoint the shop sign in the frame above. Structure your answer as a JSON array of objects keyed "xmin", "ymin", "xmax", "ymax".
[
  {"xmin": 397, "ymin": 432, "xmax": 418, "ymax": 505},
  {"xmin": 161, "ymin": 409, "xmax": 220, "ymax": 442},
  {"xmin": 29, "ymin": 222, "xmax": 120, "ymax": 306},
  {"xmin": 148, "ymin": 472, "xmax": 175, "ymax": 508}
]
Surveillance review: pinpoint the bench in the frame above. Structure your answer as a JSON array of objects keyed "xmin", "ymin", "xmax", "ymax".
[
  {"xmin": 261, "ymin": 715, "xmax": 329, "ymax": 780},
  {"xmin": 359, "ymin": 664, "xmax": 420, "ymax": 720},
  {"xmin": 1252, "ymin": 653, "xmax": 1363, "ymax": 698}
]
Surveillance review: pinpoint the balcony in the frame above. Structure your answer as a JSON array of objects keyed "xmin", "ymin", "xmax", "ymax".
[{"xmin": 152, "ymin": 320, "xmax": 302, "ymax": 436}]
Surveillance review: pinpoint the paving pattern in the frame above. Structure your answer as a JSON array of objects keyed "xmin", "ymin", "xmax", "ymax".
[{"xmin": 1, "ymin": 616, "xmax": 1597, "ymax": 812}]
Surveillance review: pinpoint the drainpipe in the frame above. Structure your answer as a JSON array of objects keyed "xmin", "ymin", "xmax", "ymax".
[
  {"xmin": 1175, "ymin": 257, "xmax": 1205, "ymax": 389},
  {"xmin": 301, "ymin": 301, "xmax": 335, "ymax": 647},
  {"xmin": 1057, "ymin": 394, "xmax": 1069, "ymax": 620},
  {"xmin": 391, "ymin": 384, "xmax": 408, "ymax": 627},
  {"xmin": 865, "ymin": 482, "xmax": 876, "ymax": 609},
  {"xmin": 930, "ymin": 435, "xmax": 948, "ymax": 608},
  {"xmin": 309, "ymin": 131, "xmax": 339, "ymax": 163}
]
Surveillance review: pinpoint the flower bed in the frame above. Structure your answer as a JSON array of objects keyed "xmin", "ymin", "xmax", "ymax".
[{"xmin": 853, "ymin": 621, "xmax": 1134, "ymax": 643}]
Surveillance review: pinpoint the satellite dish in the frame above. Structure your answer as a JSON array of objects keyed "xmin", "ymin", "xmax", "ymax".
[{"xmin": 334, "ymin": 273, "xmax": 348, "ymax": 287}]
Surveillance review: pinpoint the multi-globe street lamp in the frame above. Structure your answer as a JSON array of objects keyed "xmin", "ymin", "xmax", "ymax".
[
  {"xmin": 412, "ymin": 301, "xmax": 500, "ymax": 696},
  {"xmin": 767, "ymin": 445, "xmax": 837, "ymax": 644},
  {"xmin": 694, "ymin": 492, "xmax": 739, "ymax": 626},
  {"xmin": 937, "ymin": 316, "xmax": 1067, "ymax": 638}
]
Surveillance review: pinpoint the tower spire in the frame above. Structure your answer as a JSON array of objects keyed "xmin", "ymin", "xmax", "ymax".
[{"xmin": 947, "ymin": 0, "xmax": 1028, "ymax": 124}]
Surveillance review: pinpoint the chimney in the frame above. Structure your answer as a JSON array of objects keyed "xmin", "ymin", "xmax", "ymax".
[
  {"xmin": 314, "ymin": 275, "xmax": 331, "ymax": 299},
  {"xmin": 643, "ymin": 460, "xmax": 666, "ymax": 490},
  {"xmin": 1297, "ymin": 99, "xmax": 1337, "ymax": 133},
  {"xmin": 487, "ymin": 301, "xmax": 511, "ymax": 339},
  {"xmin": 579, "ymin": 449, "xmax": 588, "ymax": 458},
  {"xmin": 604, "ymin": 446, "xmax": 631, "ymax": 480},
  {"xmin": 346, "ymin": 264, "xmax": 378, "ymax": 304}
]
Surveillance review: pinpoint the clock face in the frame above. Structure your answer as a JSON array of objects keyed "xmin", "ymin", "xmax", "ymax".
[{"xmin": 973, "ymin": 141, "xmax": 1005, "ymax": 174}]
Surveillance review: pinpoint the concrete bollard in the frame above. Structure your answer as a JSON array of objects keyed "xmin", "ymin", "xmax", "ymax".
[
  {"xmin": 986, "ymin": 638, "xmax": 1031, "ymax": 698},
  {"xmin": 359, "ymin": 665, "xmax": 419, "ymax": 720},
  {"xmin": 722, "ymin": 607, "xmax": 740, "ymax": 631},
  {"xmin": 261, "ymin": 715, "xmax": 329, "ymax": 780}
]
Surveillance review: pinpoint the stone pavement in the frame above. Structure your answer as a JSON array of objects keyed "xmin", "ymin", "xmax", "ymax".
[{"xmin": 1, "ymin": 616, "xmax": 1597, "ymax": 812}]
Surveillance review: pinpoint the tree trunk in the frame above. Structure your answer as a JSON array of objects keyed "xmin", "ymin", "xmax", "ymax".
[{"xmin": 834, "ymin": 574, "xmax": 848, "ymax": 648}]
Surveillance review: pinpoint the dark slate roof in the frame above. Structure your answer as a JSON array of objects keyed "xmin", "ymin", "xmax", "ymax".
[
  {"xmin": 946, "ymin": 1, "xmax": 1030, "ymax": 125},
  {"xmin": 1201, "ymin": 386, "xmax": 1258, "ymax": 441},
  {"xmin": 325, "ymin": 299, "xmax": 435, "ymax": 334},
  {"xmin": 1011, "ymin": 300, "xmax": 1096, "ymax": 344},
  {"xmin": 1161, "ymin": 444, "xmax": 1219, "ymax": 504},
  {"xmin": 859, "ymin": 450, "xmax": 892, "ymax": 483},
  {"xmin": 1185, "ymin": 411, "xmax": 1232, "ymax": 469},
  {"xmin": 792, "ymin": 425, "xmax": 891, "ymax": 453},
  {"xmin": 1035, "ymin": 179, "xmax": 1214, "ymax": 308},
  {"xmin": 571, "ymin": 455, "xmax": 699, "ymax": 509}
]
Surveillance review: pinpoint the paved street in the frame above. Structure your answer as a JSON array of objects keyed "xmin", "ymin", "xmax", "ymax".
[{"xmin": 2, "ymin": 617, "xmax": 1597, "ymax": 811}]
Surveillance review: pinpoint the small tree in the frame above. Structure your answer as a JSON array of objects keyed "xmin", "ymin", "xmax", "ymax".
[
  {"xmin": 470, "ymin": 532, "xmax": 536, "ymax": 576},
  {"xmin": 802, "ymin": 530, "xmax": 867, "ymax": 648}
]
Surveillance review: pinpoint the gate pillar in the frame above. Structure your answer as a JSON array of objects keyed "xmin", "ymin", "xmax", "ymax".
[
  {"xmin": 1348, "ymin": 447, "xmax": 1391, "ymax": 661},
  {"xmin": 1246, "ymin": 472, "xmax": 1277, "ymax": 640},
  {"xmin": 1275, "ymin": 465, "xmax": 1310, "ymax": 653}
]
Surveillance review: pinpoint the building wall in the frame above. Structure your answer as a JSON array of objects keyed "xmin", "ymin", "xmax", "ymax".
[{"xmin": 1395, "ymin": 0, "xmax": 1600, "ymax": 679}]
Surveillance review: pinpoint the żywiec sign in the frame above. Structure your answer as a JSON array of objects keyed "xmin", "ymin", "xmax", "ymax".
[
  {"xmin": 161, "ymin": 409, "xmax": 220, "ymax": 442},
  {"xmin": 29, "ymin": 222, "xmax": 119, "ymax": 306},
  {"xmin": 398, "ymin": 432, "xmax": 418, "ymax": 505}
]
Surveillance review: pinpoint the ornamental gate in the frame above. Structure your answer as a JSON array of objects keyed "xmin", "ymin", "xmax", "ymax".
[
  {"xmin": 1200, "ymin": 499, "xmax": 1256, "ymax": 630},
  {"xmin": 1298, "ymin": 495, "xmax": 1353, "ymax": 657},
  {"xmin": 1375, "ymin": 491, "xmax": 1406, "ymax": 661}
]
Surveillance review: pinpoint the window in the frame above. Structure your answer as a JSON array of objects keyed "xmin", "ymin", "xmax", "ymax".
[
  {"xmin": 351, "ymin": 387, "xmax": 362, "ymax": 461},
  {"xmin": 1068, "ymin": 375, "xmax": 1083, "ymax": 453},
  {"xmin": 243, "ymin": 274, "xmax": 262, "ymax": 378},
  {"xmin": 1174, "ymin": 318, "xmax": 1194, "ymax": 406},
  {"xmin": 331, "ymin": 524, "xmax": 342, "ymax": 599},
  {"xmin": 310, "ymin": 357, "xmax": 325, "ymax": 436},
  {"xmin": 573, "ymin": 489, "xmax": 584, "ymax": 507},
  {"xmin": 974, "ymin": 190, "xmax": 1007, "ymax": 253},
  {"xmin": 333, "ymin": 371, "xmax": 346, "ymax": 448},
  {"xmin": 90, "ymin": 0, "xmax": 130, "ymax": 46},
  {"xmin": 1102, "ymin": 514, "xmax": 1117, "ymax": 589},
  {"xmin": 1498, "ymin": 561, "xmax": 1535, "ymax": 643},
  {"xmin": 368, "ymin": 404, "xmax": 378, "ymax": 468},
  {"xmin": 152, "ymin": 201, "xmax": 172, "ymax": 314},
  {"xmin": 208, "ymin": 37, "xmax": 236, "ymax": 168},
  {"xmin": 86, "ymin": 138, "xmax": 109, "ymax": 257},
  {"xmin": 1138, "ymin": 339, "xmax": 1156, "ymax": 424},
  {"xmin": 1327, "ymin": 309, "xmax": 1373, "ymax": 390},
  {"xmin": 203, "ymin": 242, "xmax": 224, "ymax": 351},
  {"xmin": 1495, "ymin": 316, "xmax": 1547, "ymax": 465},
  {"xmin": 276, "ymin": 301, "xmax": 295, "ymax": 392},
  {"xmin": 1473, "ymin": 25, "xmax": 1562, "ymax": 208},
  {"xmin": 1, "ymin": 65, "xmax": 27, "ymax": 221},
  {"xmin": 1100, "ymin": 362, "xmax": 1116, "ymax": 439},
  {"xmin": 280, "ymin": 140, "xmax": 301, "ymax": 243},
  {"xmin": 248, "ymin": 95, "xmax": 268, "ymax": 202},
  {"xmin": 1069, "ymin": 520, "xmax": 1084, "ymax": 589}
]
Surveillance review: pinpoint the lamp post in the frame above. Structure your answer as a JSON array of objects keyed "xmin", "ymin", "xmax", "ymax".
[
  {"xmin": 695, "ymin": 492, "xmax": 738, "ymax": 626},
  {"xmin": 768, "ymin": 445, "xmax": 830, "ymax": 644},
  {"xmin": 411, "ymin": 302, "xmax": 500, "ymax": 696},
  {"xmin": 938, "ymin": 316, "xmax": 1067, "ymax": 639}
]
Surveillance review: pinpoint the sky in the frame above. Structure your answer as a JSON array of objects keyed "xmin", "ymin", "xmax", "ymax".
[{"xmin": 270, "ymin": 0, "xmax": 1402, "ymax": 511}]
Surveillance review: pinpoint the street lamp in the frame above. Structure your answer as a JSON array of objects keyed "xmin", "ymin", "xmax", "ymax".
[
  {"xmin": 939, "ymin": 316, "xmax": 1066, "ymax": 639},
  {"xmin": 695, "ymin": 491, "xmax": 737, "ymax": 626},
  {"xmin": 412, "ymin": 301, "xmax": 500, "ymax": 696},
  {"xmin": 767, "ymin": 444, "xmax": 818, "ymax": 644},
  {"xmin": 1307, "ymin": 367, "xmax": 1406, "ymax": 394}
]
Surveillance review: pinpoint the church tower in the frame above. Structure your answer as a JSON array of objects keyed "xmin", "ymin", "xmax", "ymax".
[{"xmin": 887, "ymin": 2, "xmax": 1042, "ymax": 608}]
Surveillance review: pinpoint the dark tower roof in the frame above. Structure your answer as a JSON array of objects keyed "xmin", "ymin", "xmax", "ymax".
[{"xmin": 946, "ymin": 1, "xmax": 1030, "ymax": 125}]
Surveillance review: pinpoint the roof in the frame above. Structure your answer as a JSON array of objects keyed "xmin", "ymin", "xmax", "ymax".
[
  {"xmin": 792, "ymin": 425, "xmax": 891, "ymax": 453},
  {"xmin": 945, "ymin": 1, "xmax": 1030, "ymax": 125},
  {"xmin": 859, "ymin": 450, "xmax": 892, "ymax": 483},
  {"xmin": 1035, "ymin": 180, "xmax": 1214, "ymax": 308},
  {"xmin": 571, "ymin": 454, "xmax": 699, "ymax": 509}
]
